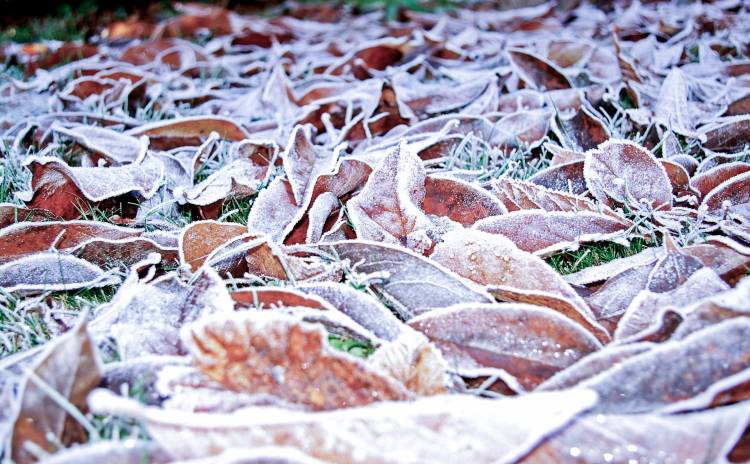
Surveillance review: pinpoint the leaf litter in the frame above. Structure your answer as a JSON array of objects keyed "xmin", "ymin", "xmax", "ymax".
[{"xmin": 2, "ymin": 1, "xmax": 750, "ymax": 462}]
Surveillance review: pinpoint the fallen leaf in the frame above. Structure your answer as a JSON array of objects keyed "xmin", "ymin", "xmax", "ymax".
[
  {"xmin": 182, "ymin": 310, "xmax": 410, "ymax": 410},
  {"xmin": 584, "ymin": 139, "xmax": 672, "ymax": 210},
  {"xmin": 322, "ymin": 240, "xmax": 492, "ymax": 319},
  {"xmin": 409, "ymin": 303, "xmax": 601, "ymax": 390},
  {"xmin": 11, "ymin": 315, "xmax": 102, "ymax": 463},
  {"xmin": 473, "ymin": 210, "xmax": 629, "ymax": 256}
]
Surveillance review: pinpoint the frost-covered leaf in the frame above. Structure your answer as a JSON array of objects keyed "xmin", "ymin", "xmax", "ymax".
[
  {"xmin": 584, "ymin": 139, "xmax": 672, "ymax": 210},
  {"xmin": 409, "ymin": 303, "xmax": 601, "ymax": 391},
  {"xmin": 368, "ymin": 330, "xmax": 449, "ymax": 395},
  {"xmin": 508, "ymin": 49, "xmax": 571, "ymax": 90},
  {"xmin": 322, "ymin": 241, "xmax": 492, "ymax": 319},
  {"xmin": 701, "ymin": 170, "xmax": 750, "ymax": 219},
  {"xmin": 52, "ymin": 123, "xmax": 146, "ymax": 166},
  {"xmin": 90, "ymin": 266, "xmax": 232, "ymax": 359},
  {"xmin": 0, "ymin": 252, "xmax": 119, "ymax": 293},
  {"xmin": 89, "ymin": 387, "xmax": 597, "ymax": 462},
  {"xmin": 0, "ymin": 221, "xmax": 141, "ymax": 264},
  {"xmin": 179, "ymin": 221, "xmax": 248, "ymax": 272},
  {"xmin": 282, "ymin": 125, "xmax": 337, "ymax": 206},
  {"xmin": 126, "ymin": 116, "xmax": 250, "ymax": 150},
  {"xmin": 537, "ymin": 342, "xmax": 653, "ymax": 391},
  {"xmin": 614, "ymin": 267, "xmax": 728, "ymax": 341},
  {"xmin": 347, "ymin": 142, "xmax": 434, "ymax": 251},
  {"xmin": 492, "ymin": 177, "xmax": 602, "ymax": 214},
  {"xmin": 431, "ymin": 229, "xmax": 608, "ymax": 341},
  {"xmin": 473, "ymin": 210, "xmax": 629, "ymax": 256},
  {"xmin": 182, "ymin": 311, "xmax": 410, "ymax": 410},
  {"xmin": 10, "ymin": 315, "xmax": 101, "ymax": 463},
  {"xmin": 298, "ymin": 282, "xmax": 406, "ymax": 341},
  {"xmin": 522, "ymin": 402, "xmax": 750, "ymax": 463},
  {"xmin": 580, "ymin": 318, "xmax": 750, "ymax": 414},
  {"xmin": 23, "ymin": 155, "xmax": 163, "ymax": 219},
  {"xmin": 422, "ymin": 175, "xmax": 506, "ymax": 225}
]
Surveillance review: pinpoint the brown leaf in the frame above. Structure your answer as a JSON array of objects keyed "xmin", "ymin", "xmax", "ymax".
[
  {"xmin": 409, "ymin": 303, "xmax": 601, "ymax": 390},
  {"xmin": 528, "ymin": 160, "xmax": 588, "ymax": 195},
  {"xmin": 23, "ymin": 155, "xmax": 163, "ymax": 220},
  {"xmin": 282, "ymin": 125, "xmax": 337, "ymax": 206},
  {"xmin": 614, "ymin": 267, "xmax": 728, "ymax": 341},
  {"xmin": 537, "ymin": 342, "xmax": 653, "ymax": 391},
  {"xmin": 298, "ymin": 282, "xmax": 406, "ymax": 341},
  {"xmin": 11, "ymin": 315, "xmax": 102, "ymax": 463},
  {"xmin": 492, "ymin": 177, "xmax": 601, "ymax": 213},
  {"xmin": 431, "ymin": 229, "xmax": 609, "ymax": 342},
  {"xmin": 322, "ymin": 241, "xmax": 492, "ymax": 319},
  {"xmin": 508, "ymin": 48, "xmax": 572, "ymax": 90},
  {"xmin": 0, "ymin": 220, "xmax": 141, "ymax": 264},
  {"xmin": 52, "ymin": 123, "xmax": 146, "ymax": 165},
  {"xmin": 0, "ymin": 253, "xmax": 119, "ymax": 294},
  {"xmin": 473, "ymin": 210, "xmax": 629, "ymax": 256},
  {"xmin": 522, "ymin": 402, "xmax": 750, "ymax": 464},
  {"xmin": 89, "ymin": 388, "xmax": 597, "ymax": 463},
  {"xmin": 701, "ymin": 170, "xmax": 750, "ymax": 219},
  {"xmin": 552, "ymin": 106, "xmax": 610, "ymax": 152},
  {"xmin": 690, "ymin": 161, "xmax": 750, "ymax": 199},
  {"xmin": 347, "ymin": 142, "xmax": 434, "ymax": 251},
  {"xmin": 183, "ymin": 311, "xmax": 411, "ymax": 410},
  {"xmin": 368, "ymin": 330, "xmax": 449, "ymax": 395},
  {"xmin": 701, "ymin": 116, "xmax": 750, "ymax": 153},
  {"xmin": 422, "ymin": 175, "xmax": 506, "ymax": 226},
  {"xmin": 126, "ymin": 117, "xmax": 250, "ymax": 150},
  {"xmin": 584, "ymin": 139, "xmax": 672, "ymax": 210},
  {"xmin": 179, "ymin": 221, "xmax": 248, "ymax": 272},
  {"xmin": 580, "ymin": 317, "xmax": 750, "ymax": 414},
  {"xmin": 90, "ymin": 266, "xmax": 233, "ymax": 359}
]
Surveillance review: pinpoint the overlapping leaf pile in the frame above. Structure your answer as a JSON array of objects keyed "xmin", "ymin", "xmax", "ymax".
[{"xmin": 2, "ymin": 0, "xmax": 750, "ymax": 462}]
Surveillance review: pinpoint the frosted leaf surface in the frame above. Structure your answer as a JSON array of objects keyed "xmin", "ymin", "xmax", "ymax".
[
  {"xmin": 653, "ymin": 68, "xmax": 702, "ymax": 139},
  {"xmin": 90, "ymin": 266, "xmax": 232, "ymax": 359},
  {"xmin": 23, "ymin": 155, "xmax": 164, "ymax": 219},
  {"xmin": 430, "ymin": 229, "xmax": 608, "ymax": 341},
  {"xmin": 282, "ymin": 125, "xmax": 337, "ymax": 206},
  {"xmin": 522, "ymin": 402, "xmax": 750, "ymax": 463},
  {"xmin": 701, "ymin": 170, "xmax": 750, "ymax": 219},
  {"xmin": 10, "ymin": 315, "xmax": 101, "ymax": 463},
  {"xmin": 89, "ymin": 388, "xmax": 597, "ymax": 462},
  {"xmin": 182, "ymin": 310, "xmax": 411, "ymax": 410},
  {"xmin": 323, "ymin": 240, "xmax": 492, "ymax": 319},
  {"xmin": 0, "ymin": 220, "xmax": 141, "ymax": 264},
  {"xmin": 580, "ymin": 318, "xmax": 750, "ymax": 414},
  {"xmin": 52, "ymin": 123, "xmax": 146, "ymax": 165},
  {"xmin": 179, "ymin": 220, "xmax": 248, "ymax": 272},
  {"xmin": 126, "ymin": 116, "xmax": 250, "ymax": 150},
  {"xmin": 473, "ymin": 210, "xmax": 629, "ymax": 256},
  {"xmin": 422, "ymin": 175, "xmax": 506, "ymax": 226},
  {"xmin": 552, "ymin": 106, "xmax": 610, "ymax": 152},
  {"xmin": 564, "ymin": 247, "xmax": 660, "ymax": 286},
  {"xmin": 615, "ymin": 267, "xmax": 728, "ymax": 341},
  {"xmin": 409, "ymin": 303, "xmax": 601, "ymax": 390},
  {"xmin": 528, "ymin": 160, "xmax": 588, "ymax": 195},
  {"xmin": 347, "ymin": 142, "xmax": 434, "ymax": 250},
  {"xmin": 584, "ymin": 139, "xmax": 672, "ymax": 210},
  {"xmin": 690, "ymin": 162, "xmax": 750, "ymax": 199},
  {"xmin": 368, "ymin": 330, "xmax": 449, "ymax": 395},
  {"xmin": 247, "ymin": 178, "xmax": 301, "ymax": 242},
  {"xmin": 180, "ymin": 159, "xmax": 267, "ymax": 210},
  {"xmin": 508, "ymin": 48, "xmax": 572, "ymax": 90},
  {"xmin": 492, "ymin": 177, "xmax": 603, "ymax": 214},
  {"xmin": 298, "ymin": 282, "xmax": 406, "ymax": 341},
  {"xmin": 0, "ymin": 252, "xmax": 119, "ymax": 293},
  {"xmin": 537, "ymin": 342, "xmax": 653, "ymax": 391}
]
